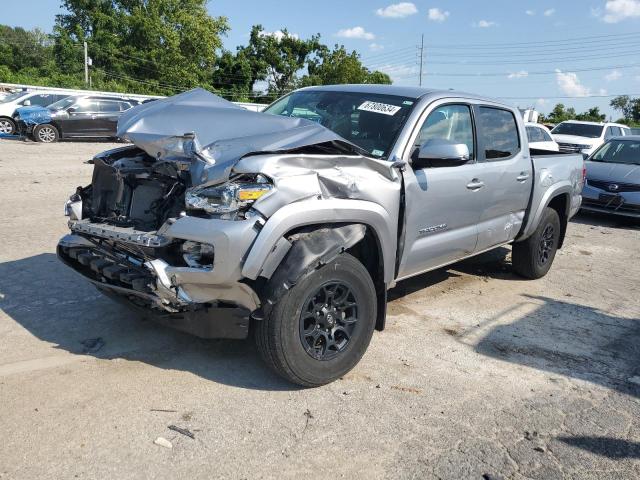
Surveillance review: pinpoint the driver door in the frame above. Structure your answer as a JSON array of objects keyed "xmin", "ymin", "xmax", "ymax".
[{"xmin": 397, "ymin": 102, "xmax": 484, "ymax": 280}]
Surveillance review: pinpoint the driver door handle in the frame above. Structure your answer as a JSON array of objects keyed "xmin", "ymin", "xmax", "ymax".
[
  {"xmin": 466, "ymin": 179, "xmax": 485, "ymax": 190},
  {"xmin": 516, "ymin": 172, "xmax": 530, "ymax": 182}
]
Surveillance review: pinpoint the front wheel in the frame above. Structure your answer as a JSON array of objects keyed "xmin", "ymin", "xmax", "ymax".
[
  {"xmin": 512, "ymin": 207, "xmax": 561, "ymax": 279},
  {"xmin": 0, "ymin": 117, "xmax": 16, "ymax": 135},
  {"xmin": 33, "ymin": 124, "xmax": 59, "ymax": 143},
  {"xmin": 255, "ymin": 253, "xmax": 377, "ymax": 387}
]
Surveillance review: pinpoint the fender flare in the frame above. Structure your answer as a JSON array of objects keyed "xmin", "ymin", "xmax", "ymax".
[
  {"xmin": 242, "ymin": 198, "xmax": 397, "ymax": 284},
  {"xmin": 518, "ymin": 181, "xmax": 572, "ymax": 241}
]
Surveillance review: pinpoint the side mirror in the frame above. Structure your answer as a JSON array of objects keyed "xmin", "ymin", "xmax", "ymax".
[
  {"xmin": 22, "ymin": 100, "xmax": 31, "ymax": 106},
  {"xmin": 414, "ymin": 139, "xmax": 470, "ymax": 168},
  {"xmin": 67, "ymin": 107, "xmax": 77, "ymax": 113}
]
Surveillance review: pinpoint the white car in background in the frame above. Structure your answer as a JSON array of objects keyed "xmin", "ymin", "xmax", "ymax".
[
  {"xmin": 0, "ymin": 90, "xmax": 69, "ymax": 135},
  {"xmin": 551, "ymin": 120, "xmax": 630, "ymax": 156},
  {"xmin": 525, "ymin": 122, "xmax": 559, "ymax": 151}
]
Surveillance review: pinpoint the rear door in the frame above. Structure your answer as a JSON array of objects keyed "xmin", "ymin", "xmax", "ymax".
[
  {"xmin": 397, "ymin": 101, "xmax": 483, "ymax": 279},
  {"xmin": 96, "ymin": 100, "xmax": 131, "ymax": 136},
  {"xmin": 473, "ymin": 106, "xmax": 532, "ymax": 251}
]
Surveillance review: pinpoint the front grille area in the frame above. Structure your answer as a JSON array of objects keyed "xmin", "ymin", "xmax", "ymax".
[
  {"xmin": 58, "ymin": 244, "xmax": 155, "ymax": 295},
  {"xmin": 558, "ymin": 143, "xmax": 587, "ymax": 153},
  {"xmin": 587, "ymin": 179, "xmax": 640, "ymax": 192},
  {"xmin": 582, "ymin": 198, "xmax": 640, "ymax": 214}
]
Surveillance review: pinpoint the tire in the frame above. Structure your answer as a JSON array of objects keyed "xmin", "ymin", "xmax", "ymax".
[
  {"xmin": 0, "ymin": 117, "xmax": 16, "ymax": 135},
  {"xmin": 255, "ymin": 253, "xmax": 377, "ymax": 387},
  {"xmin": 512, "ymin": 207, "xmax": 561, "ymax": 279},
  {"xmin": 33, "ymin": 124, "xmax": 59, "ymax": 143}
]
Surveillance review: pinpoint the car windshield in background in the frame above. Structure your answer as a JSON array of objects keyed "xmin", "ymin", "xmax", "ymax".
[
  {"xmin": 551, "ymin": 123, "xmax": 603, "ymax": 138},
  {"xmin": 0, "ymin": 91, "xmax": 29, "ymax": 103},
  {"xmin": 263, "ymin": 90, "xmax": 416, "ymax": 159},
  {"xmin": 48, "ymin": 97, "xmax": 76, "ymax": 111},
  {"xmin": 590, "ymin": 139, "xmax": 640, "ymax": 165}
]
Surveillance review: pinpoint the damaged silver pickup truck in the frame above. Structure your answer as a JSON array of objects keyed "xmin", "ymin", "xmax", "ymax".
[{"xmin": 58, "ymin": 85, "xmax": 584, "ymax": 386}]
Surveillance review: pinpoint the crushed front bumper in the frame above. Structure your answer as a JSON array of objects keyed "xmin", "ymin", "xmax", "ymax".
[{"xmin": 58, "ymin": 215, "xmax": 263, "ymax": 339}]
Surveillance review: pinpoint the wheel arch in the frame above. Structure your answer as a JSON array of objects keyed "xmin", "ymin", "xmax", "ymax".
[
  {"xmin": 243, "ymin": 199, "xmax": 395, "ymax": 331},
  {"xmin": 518, "ymin": 183, "xmax": 572, "ymax": 248}
]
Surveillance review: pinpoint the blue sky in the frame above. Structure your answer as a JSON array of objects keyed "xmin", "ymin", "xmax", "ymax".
[{"xmin": 3, "ymin": 0, "xmax": 640, "ymax": 117}]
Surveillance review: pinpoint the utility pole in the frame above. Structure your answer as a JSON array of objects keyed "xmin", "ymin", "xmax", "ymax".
[
  {"xmin": 84, "ymin": 41, "xmax": 89, "ymax": 85},
  {"xmin": 418, "ymin": 34, "xmax": 424, "ymax": 87}
]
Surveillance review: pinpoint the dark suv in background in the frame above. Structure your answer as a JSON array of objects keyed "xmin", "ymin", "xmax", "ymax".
[{"xmin": 15, "ymin": 95, "xmax": 140, "ymax": 142}]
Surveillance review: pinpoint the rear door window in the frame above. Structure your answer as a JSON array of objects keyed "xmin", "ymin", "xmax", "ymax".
[
  {"xmin": 477, "ymin": 107, "xmax": 520, "ymax": 160},
  {"xmin": 99, "ymin": 101, "xmax": 122, "ymax": 113}
]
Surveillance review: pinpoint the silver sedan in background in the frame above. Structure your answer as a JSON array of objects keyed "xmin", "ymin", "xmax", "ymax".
[{"xmin": 581, "ymin": 136, "xmax": 640, "ymax": 220}]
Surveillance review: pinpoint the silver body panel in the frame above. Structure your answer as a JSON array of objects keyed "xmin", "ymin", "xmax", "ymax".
[{"xmin": 58, "ymin": 85, "xmax": 584, "ymax": 337}]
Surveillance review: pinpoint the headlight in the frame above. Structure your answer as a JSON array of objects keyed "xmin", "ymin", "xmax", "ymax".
[{"xmin": 185, "ymin": 174, "xmax": 272, "ymax": 219}]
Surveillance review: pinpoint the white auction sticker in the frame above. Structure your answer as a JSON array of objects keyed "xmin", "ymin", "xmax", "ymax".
[{"xmin": 357, "ymin": 101, "xmax": 401, "ymax": 116}]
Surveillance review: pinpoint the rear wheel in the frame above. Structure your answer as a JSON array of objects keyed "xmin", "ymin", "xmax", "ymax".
[
  {"xmin": 255, "ymin": 253, "xmax": 377, "ymax": 387},
  {"xmin": 33, "ymin": 124, "xmax": 59, "ymax": 143},
  {"xmin": 512, "ymin": 207, "xmax": 561, "ymax": 279},
  {"xmin": 0, "ymin": 117, "xmax": 15, "ymax": 135}
]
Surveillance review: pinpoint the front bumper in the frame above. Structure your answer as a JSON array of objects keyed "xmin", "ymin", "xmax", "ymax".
[
  {"xmin": 581, "ymin": 184, "xmax": 640, "ymax": 218},
  {"xmin": 58, "ymin": 215, "xmax": 263, "ymax": 339}
]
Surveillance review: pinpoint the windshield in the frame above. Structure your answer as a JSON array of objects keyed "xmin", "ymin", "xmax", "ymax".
[
  {"xmin": 263, "ymin": 90, "xmax": 416, "ymax": 159},
  {"xmin": 551, "ymin": 122, "xmax": 603, "ymax": 138},
  {"xmin": 47, "ymin": 97, "xmax": 76, "ymax": 111},
  {"xmin": 590, "ymin": 139, "xmax": 640, "ymax": 165},
  {"xmin": 0, "ymin": 91, "xmax": 29, "ymax": 104}
]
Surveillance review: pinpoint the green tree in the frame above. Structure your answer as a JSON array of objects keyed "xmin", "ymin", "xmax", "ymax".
[
  {"xmin": 242, "ymin": 25, "xmax": 321, "ymax": 96},
  {"xmin": 575, "ymin": 106, "xmax": 606, "ymax": 122},
  {"xmin": 302, "ymin": 44, "xmax": 391, "ymax": 86},
  {"xmin": 53, "ymin": 0, "xmax": 229, "ymax": 94},
  {"xmin": 610, "ymin": 95, "xmax": 640, "ymax": 123}
]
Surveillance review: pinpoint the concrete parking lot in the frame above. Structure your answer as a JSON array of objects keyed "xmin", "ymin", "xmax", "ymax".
[{"xmin": 0, "ymin": 138, "xmax": 639, "ymax": 479}]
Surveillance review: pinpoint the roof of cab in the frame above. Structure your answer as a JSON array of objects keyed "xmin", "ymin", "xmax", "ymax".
[{"xmin": 295, "ymin": 84, "xmax": 504, "ymax": 104}]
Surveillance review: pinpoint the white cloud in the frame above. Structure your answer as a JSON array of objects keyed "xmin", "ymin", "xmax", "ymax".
[
  {"xmin": 475, "ymin": 20, "xmax": 497, "ymax": 28},
  {"xmin": 259, "ymin": 30, "xmax": 299, "ymax": 41},
  {"xmin": 369, "ymin": 43, "xmax": 384, "ymax": 51},
  {"xmin": 599, "ymin": 0, "xmax": 640, "ymax": 23},
  {"xmin": 376, "ymin": 2, "xmax": 418, "ymax": 18},
  {"xmin": 428, "ymin": 7, "xmax": 450, "ymax": 22},
  {"xmin": 508, "ymin": 70, "xmax": 529, "ymax": 79},
  {"xmin": 605, "ymin": 70, "xmax": 623, "ymax": 81},
  {"xmin": 598, "ymin": 88, "xmax": 608, "ymax": 95},
  {"xmin": 335, "ymin": 26, "xmax": 375, "ymax": 40},
  {"xmin": 555, "ymin": 69, "xmax": 591, "ymax": 97},
  {"xmin": 536, "ymin": 98, "xmax": 550, "ymax": 107},
  {"xmin": 526, "ymin": 10, "xmax": 535, "ymax": 15},
  {"xmin": 544, "ymin": 8, "xmax": 556, "ymax": 16}
]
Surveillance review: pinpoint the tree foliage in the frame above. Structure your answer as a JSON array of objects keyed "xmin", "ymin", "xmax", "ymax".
[
  {"xmin": 302, "ymin": 45, "xmax": 392, "ymax": 87},
  {"xmin": 541, "ymin": 103, "xmax": 606, "ymax": 124},
  {"xmin": 610, "ymin": 95, "xmax": 640, "ymax": 125}
]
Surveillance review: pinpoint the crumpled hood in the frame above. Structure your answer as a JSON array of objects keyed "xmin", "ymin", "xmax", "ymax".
[
  {"xmin": 117, "ymin": 88, "xmax": 351, "ymax": 185},
  {"xmin": 586, "ymin": 160, "xmax": 640, "ymax": 183},
  {"xmin": 15, "ymin": 105, "xmax": 52, "ymax": 125}
]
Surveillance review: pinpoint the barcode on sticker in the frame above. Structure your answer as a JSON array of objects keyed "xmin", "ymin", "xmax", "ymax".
[{"xmin": 357, "ymin": 101, "xmax": 401, "ymax": 116}]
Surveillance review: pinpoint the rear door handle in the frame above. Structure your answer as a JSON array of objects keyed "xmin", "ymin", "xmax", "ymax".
[
  {"xmin": 466, "ymin": 179, "xmax": 485, "ymax": 190},
  {"xmin": 516, "ymin": 172, "xmax": 530, "ymax": 182}
]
